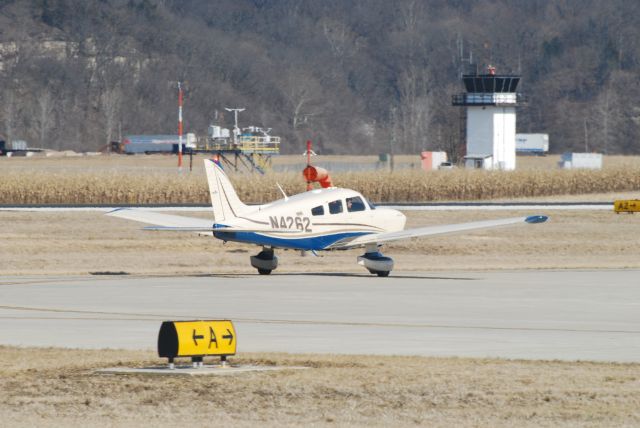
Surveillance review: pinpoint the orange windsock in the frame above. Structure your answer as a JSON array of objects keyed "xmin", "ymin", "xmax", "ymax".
[{"xmin": 303, "ymin": 165, "xmax": 333, "ymax": 189}]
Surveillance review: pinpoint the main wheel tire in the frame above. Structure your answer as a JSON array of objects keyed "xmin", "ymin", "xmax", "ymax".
[
  {"xmin": 376, "ymin": 271, "xmax": 390, "ymax": 277},
  {"xmin": 257, "ymin": 268, "xmax": 272, "ymax": 275}
]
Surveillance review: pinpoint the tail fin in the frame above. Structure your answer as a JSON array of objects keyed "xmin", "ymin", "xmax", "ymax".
[{"xmin": 204, "ymin": 159, "xmax": 249, "ymax": 223}]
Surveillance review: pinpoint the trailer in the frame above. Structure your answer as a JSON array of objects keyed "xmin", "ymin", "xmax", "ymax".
[
  {"xmin": 121, "ymin": 134, "xmax": 197, "ymax": 154},
  {"xmin": 0, "ymin": 140, "xmax": 42, "ymax": 157},
  {"xmin": 559, "ymin": 152, "xmax": 603, "ymax": 170},
  {"xmin": 515, "ymin": 133, "xmax": 549, "ymax": 155}
]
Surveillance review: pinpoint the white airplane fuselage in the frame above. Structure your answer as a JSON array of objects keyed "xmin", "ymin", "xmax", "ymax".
[{"xmin": 212, "ymin": 187, "xmax": 406, "ymax": 251}]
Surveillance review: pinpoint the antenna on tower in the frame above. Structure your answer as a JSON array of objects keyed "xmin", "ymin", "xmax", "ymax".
[{"xmin": 224, "ymin": 107, "xmax": 245, "ymax": 145}]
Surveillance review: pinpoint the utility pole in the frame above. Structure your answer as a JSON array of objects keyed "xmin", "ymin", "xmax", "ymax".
[
  {"xmin": 178, "ymin": 81, "xmax": 184, "ymax": 171},
  {"xmin": 583, "ymin": 117, "xmax": 589, "ymax": 152},
  {"xmin": 224, "ymin": 107, "xmax": 245, "ymax": 145}
]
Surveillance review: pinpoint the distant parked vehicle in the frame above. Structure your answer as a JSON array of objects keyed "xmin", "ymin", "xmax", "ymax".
[
  {"xmin": 515, "ymin": 133, "xmax": 549, "ymax": 155},
  {"xmin": 121, "ymin": 134, "xmax": 197, "ymax": 154},
  {"xmin": 0, "ymin": 140, "xmax": 38, "ymax": 157}
]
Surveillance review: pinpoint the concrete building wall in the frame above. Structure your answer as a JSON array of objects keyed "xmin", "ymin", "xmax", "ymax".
[
  {"xmin": 466, "ymin": 106, "xmax": 516, "ymax": 170},
  {"xmin": 492, "ymin": 107, "xmax": 516, "ymax": 170},
  {"xmin": 466, "ymin": 108, "xmax": 494, "ymax": 156}
]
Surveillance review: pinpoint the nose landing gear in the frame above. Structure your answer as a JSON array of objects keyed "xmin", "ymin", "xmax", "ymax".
[
  {"xmin": 250, "ymin": 247, "xmax": 278, "ymax": 275},
  {"xmin": 357, "ymin": 244, "xmax": 393, "ymax": 277}
]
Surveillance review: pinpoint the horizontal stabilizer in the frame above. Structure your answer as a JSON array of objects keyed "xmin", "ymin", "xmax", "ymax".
[
  {"xmin": 106, "ymin": 208, "xmax": 212, "ymax": 229},
  {"xmin": 144, "ymin": 225, "xmax": 301, "ymax": 234},
  {"xmin": 143, "ymin": 226, "xmax": 214, "ymax": 232}
]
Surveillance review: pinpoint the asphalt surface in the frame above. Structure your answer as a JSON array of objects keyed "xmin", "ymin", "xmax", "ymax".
[{"xmin": 1, "ymin": 270, "xmax": 638, "ymax": 362}]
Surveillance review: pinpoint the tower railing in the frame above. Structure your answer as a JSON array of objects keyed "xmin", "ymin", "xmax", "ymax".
[{"xmin": 452, "ymin": 93, "xmax": 527, "ymax": 106}]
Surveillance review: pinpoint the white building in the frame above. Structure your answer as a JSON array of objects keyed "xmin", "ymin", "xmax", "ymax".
[
  {"xmin": 453, "ymin": 66, "xmax": 522, "ymax": 170},
  {"xmin": 559, "ymin": 153, "xmax": 603, "ymax": 170}
]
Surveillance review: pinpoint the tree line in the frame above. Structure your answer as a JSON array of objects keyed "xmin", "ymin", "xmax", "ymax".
[{"xmin": 0, "ymin": 0, "xmax": 639, "ymax": 156}]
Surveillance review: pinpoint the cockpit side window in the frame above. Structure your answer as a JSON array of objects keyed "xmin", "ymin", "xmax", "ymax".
[
  {"xmin": 328, "ymin": 199, "xmax": 343, "ymax": 214},
  {"xmin": 311, "ymin": 205, "xmax": 324, "ymax": 216},
  {"xmin": 346, "ymin": 196, "xmax": 366, "ymax": 212}
]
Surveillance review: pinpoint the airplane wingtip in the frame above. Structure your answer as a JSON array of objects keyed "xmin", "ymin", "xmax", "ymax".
[{"xmin": 525, "ymin": 215, "xmax": 548, "ymax": 224}]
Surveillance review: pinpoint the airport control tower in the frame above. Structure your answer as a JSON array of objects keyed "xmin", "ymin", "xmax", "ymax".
[{"xmin": 452, "ymin": 65, "xmax": 524, "ymax": 170}]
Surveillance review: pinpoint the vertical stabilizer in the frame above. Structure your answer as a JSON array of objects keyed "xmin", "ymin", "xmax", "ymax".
[{"xmin": 204, "ymin": 159, "xmax": 248, "ymax": 223}]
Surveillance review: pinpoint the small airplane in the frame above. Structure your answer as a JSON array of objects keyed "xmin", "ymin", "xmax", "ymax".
[{"xmin": 108, "ymin": 159, "xmax": 548, "ymax": 276}]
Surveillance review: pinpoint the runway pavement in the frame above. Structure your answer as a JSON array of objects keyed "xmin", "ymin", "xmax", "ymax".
[{"xmin": 0, "ymin": 270, "xmax": 638, "ymax": 362}]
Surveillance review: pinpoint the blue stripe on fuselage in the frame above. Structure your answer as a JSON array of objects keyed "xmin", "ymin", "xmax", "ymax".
[{"xmin": 213, "ymin": 231, "xmax": 371, "ymax": 250}]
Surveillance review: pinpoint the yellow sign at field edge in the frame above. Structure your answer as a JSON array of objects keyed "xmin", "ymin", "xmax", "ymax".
[
  {"xmin": 614, "ymin": 199, "xmax": 640, "ymax": 213},
  {"xmin": 158, "ymin": 320, "xmax": 236, "ymax": 358}
]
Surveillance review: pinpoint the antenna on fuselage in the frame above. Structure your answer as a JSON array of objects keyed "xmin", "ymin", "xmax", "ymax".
[{"xmin": 276, "ymin": 182, "xmax": 289, "ymax": 201}]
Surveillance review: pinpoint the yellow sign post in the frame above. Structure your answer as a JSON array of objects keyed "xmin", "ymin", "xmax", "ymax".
[
  {"xmin": 158, "ymin": 320, "xmax": 236, "ymax": 369},
  {"xmin": 614, "ymin": 200, "xmax": 640, "ymax": 214}
]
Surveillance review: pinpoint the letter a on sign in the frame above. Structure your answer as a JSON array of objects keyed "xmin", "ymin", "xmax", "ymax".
[{"xmin": 209, "ymin": 326, "xmax": 218, "ymax": 348}]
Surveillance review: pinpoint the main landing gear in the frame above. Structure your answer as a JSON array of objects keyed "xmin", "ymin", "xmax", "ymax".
[
  {"xmin": 250, "ymin": 247, "xmax": 278, "ymax": 275},
  {"xmin": 357, "ymin": 244, "xmax": 393, "ymax": 277}
]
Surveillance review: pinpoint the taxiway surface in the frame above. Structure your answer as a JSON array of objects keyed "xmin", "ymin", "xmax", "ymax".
[{"xmin": 1, "ymin": 270, "xmax": 638, "ymax": 362}]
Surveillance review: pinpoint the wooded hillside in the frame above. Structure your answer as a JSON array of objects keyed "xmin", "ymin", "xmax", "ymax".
[{"xmin": 1, "ymin": 0, "xmax": 639, "ymax": 155}]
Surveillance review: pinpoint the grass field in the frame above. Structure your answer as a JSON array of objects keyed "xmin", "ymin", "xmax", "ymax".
[
  {"xmin": 1, "ymin": 209, "xmax": 639, "ymax": 275},
  {"xmin": 1, "ymin": 347, "xmax": 638, "ymax": 427},
  {"xmin": 1, "ymin": 154, "xmax": 639, "ymax": 204}
]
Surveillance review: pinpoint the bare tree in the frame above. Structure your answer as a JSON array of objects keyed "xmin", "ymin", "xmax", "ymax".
[
  {"xmin": 101, "ymin": 86, "xmax": 123, "ymax": 151},
  {"xmin": 35, "ymin": 91, "xmax": 56, "ymax": 149},
  {"xmin": 397, "ymin": 66, "xmax": 431, "ymax": 153},
  {"xmin": 321, "ymin": 18, "xmax": 359, "ymax": 63},
  {"xmin": 283, "ymin": 72, "xmax": 323, "ymax": 130},
  {"xmin": 593, "ymin": 83, "xmax": 620, "ymax": 154},
  {"xmin": 2, "ymin": 90, "xmax": 17, "ymax": 144}
]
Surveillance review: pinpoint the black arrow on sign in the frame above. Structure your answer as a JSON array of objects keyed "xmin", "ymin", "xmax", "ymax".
[
  {"xmin": 192, "ymin": 329, "xmax": 204, "ymax": 346},
  {"xmin": 222, "ymin": 329, "xmax": 234, "ymax": 345}
]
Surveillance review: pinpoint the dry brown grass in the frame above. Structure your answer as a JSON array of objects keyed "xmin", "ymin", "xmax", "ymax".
[
  {"xmin": 0, "ymin": 346, "xmax": 638, "ymax": 427},
  {"xmin": 1, "ymin": 209, "xmax": 639, "ymax": 275},
  {"xmin": 2, "ymin": 154, "xmax": 640, "ymax": 204}
]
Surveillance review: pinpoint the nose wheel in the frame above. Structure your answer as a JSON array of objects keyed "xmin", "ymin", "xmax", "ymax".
[
  {"xmin": 357, "ymin": 245, "xmax": 393, "ymax": 277},
  {"xmin": 250, "ymin": 247, "xmax": 278, "ymax": 275},
  {"xmin": 367, "ymin": 269, "xmax": 390, "ymax": 277}
]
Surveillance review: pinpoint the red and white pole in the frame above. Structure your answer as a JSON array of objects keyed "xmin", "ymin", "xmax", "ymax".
[
  {"xmin": 306, "ymin": 140, "xmax": 312, "ymax": 191},
  {"xmin": 178, "ymin": 81, "xmax": 183, "ymax": 170}
]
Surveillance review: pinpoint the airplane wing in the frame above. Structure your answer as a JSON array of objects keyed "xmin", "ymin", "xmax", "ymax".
[{"xmin": 325, "ymin": 215, "xmax": 548, "ymax": 250}]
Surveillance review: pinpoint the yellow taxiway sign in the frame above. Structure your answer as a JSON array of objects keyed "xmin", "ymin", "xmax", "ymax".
[
  {"xmin": 158, "ymin": 320, "xmax": 236, "ymax": 359},
  {"xmin": 614, "ymin": 200, "xmax": 640, "ymax": 213}
]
